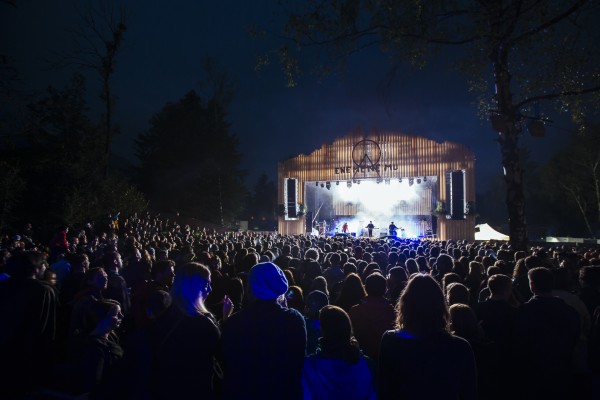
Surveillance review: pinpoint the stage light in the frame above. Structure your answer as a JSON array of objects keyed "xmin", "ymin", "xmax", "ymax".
[
  {"xmin": 315, "ymin": 182, "xmax": 319, "ymax": 187},
  {"xmin": 357, "ymin": 180, "xmax": 361, "ymax": 184},
  {"xmin": 417, "ymin": 178, "xmax": 422, "ymax": 184},
  {"xmin": 376, "ymin": 178, "xmax": 382, "ymax": 184},
  {"xmin": 336, "ymin": 181, "xmax": 340, "ymax": 185},
  {"xmin": 399, "ymin": 178, "xmax": 403, "ymax": 183},
  {"xmin": 423, "ymin": 176, "xmax": 427, "ymax": 182},
  {"xmin": 326, "ymin": 182, "xmax": 331, "ymax": 190},
  {"xmin": 347, "ymin": 181, "xmax": 352, "ymax": 188},
  {"xmin": 320, "ymin": 183, "xmax": 324, "ymax": 188},
  {"xmin": 409, "ymin": 178, "xmax": 414, "ymax": 186},
  {"xmin": 384, "ymin": 179, "xmax": 390, "ymax": 185}
]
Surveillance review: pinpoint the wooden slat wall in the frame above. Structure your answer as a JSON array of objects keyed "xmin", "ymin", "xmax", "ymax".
[{"xmin": 278, "ymin": 130, "xmax": 476, "ymax": 240}]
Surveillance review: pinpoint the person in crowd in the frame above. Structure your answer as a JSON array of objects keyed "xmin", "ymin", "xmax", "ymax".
[
  {"xmin": 304, "ymin": 290, "xmax": 330, "ymax": 355},
  {"xmin": 514, "ymin": 267, "xmax": 581, "ymax": 400},
  {"xmin": 101, "ymin": 249, "xmax": 131, "ymax": 317},
  {"xmin": 221, "ymin": 262, "xmax": 307, "ymax": 400},
  {"xmin": 149, "ymin": 262, "xmax": 231, "ymax": 400},
  {"xmin": 335, "ymin": 273, "xmax": 367, "ymax": 312},
  {"xmin": 385, "ymin": 266, "xmax": 407, "ymax": 306},
  {"xmin": 349, "ymin": 272, "xmax": 395, "ymax": 361},
  {"xmin": 0, "ymin": 251, "xmax": 58, "ymax": 398},
  {"xmin": 49, "ymin": 225, "xmax": 70, "ymax": 262},
  {"xmin": 379, "ymin": 273, "xmax": 477, "ymax": 400},
  {"xmin": 72, "ymin": 299, "xmax": 124, "ymax": 395},
  {"xmin": 323, "ymin": 252, "xmax": 345, "ymax": 298},
  {"xmin": 302, "ymin": 305, "xmax": 377, "ymax": 400},
  {"xmin": 446, "ymin": 282, "xmax": 471, "ymax": 306}
]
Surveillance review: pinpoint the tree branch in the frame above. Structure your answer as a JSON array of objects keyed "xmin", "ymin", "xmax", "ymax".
[{"xmin": 516, "ymin": 84, "xmax": 600, "ymax": 109}]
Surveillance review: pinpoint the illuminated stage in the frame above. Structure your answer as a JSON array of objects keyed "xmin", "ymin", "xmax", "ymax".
[
  {"xmin": 278, "ymin": 131, "xmax": 476, "ymax": 241},
  {"xmin": 305, "ymin": 178, "xmax": 436, "ymax": 238}
]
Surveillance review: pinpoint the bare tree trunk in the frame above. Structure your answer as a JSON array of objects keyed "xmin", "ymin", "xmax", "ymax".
[
  {"xmin": 562, "ymin": 183, "xmax": 595, "ymax": 238},
  {"xmin": 492, "ymin": 45, "xmax": 528, "ymax": 250}
]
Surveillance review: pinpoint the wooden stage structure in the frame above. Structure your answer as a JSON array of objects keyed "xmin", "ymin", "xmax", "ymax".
[{"xmin": 278, "ymin": 130, "xmax": 476, "ymax": 241}]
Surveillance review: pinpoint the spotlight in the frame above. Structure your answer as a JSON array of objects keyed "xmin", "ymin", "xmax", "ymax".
[
  {"xmin": 417, "ymin": 178, "xmax": 422, "ymax": 184},
  {"xmin": 409, "ymin": 178, "xmax": 414, "ymax": 186},
  {"xmin": 384, "ymin": 179, "xmax": 390, "ymax": 185},
  {"xmin": 357, "ymin": 180, "xmax": 361, "ymax": 184},
  {"xmin": 423, "ymin": 176, "xmax": 427, "ymax": 182},
  {"xmin": 336, "ymin": 181, "xmax": 340, "ymax": 186},
  {"xmin": 320, "ymin": 183, "xmax": 324, "ymax": 188},
  {"xmin": 347, "ymin": 181, "xmax": 352, "ymax": 188},
  {"xmin": 399, "ymin": 178, "xmax": 403, "ymax": 183},
  {"xmin": 315, "ymin": 182, "xmax": 319, "ymax": 187},
  {"xmin": 326, "ymin": 182, "xmax": 331, "ymax": 190},
  {"xmin": 376, "ymin": 178, "xmax": 382, "ymax": 184}
]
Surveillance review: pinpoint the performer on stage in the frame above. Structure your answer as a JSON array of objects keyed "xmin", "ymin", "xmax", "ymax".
[
  {"xmin": 342, "ymin": 222, "xmax": 349, "ymax": 234},
  {"xmin": 366, "ymin": 221, "xmax": 375, "ymax": 237},
  {"xmin": 388, "ymin": 222, "xmax": 398, "ymax": 236}
]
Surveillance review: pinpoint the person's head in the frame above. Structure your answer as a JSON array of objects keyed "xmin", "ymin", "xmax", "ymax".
[
  {"xmin": 285, "ymin": 285, "xmax": 304, "ymax": 312},
  {"xmin": 528, "ymin": 267, "xmax": 554, "ymax": 295},
  {"xmin": 152, "ymin": 259, "xmax": 176, "ymax": 288},
  {"xmin": 43, "ymin": 269, "xmax": 57, "ymax": 287},
  {"xmin": 101, "ymin": 251, "xmax": 122, "ymax": 272},
  {"xmin": 441, "ymin": 272, "xmax": 461, "ymax": 294},
  {"xmin": 145, "ymin": 290, "xmax": 171, "ymax": 320},
  {"xmin": 83, "ymin": 299, "xmax": 123, "ymax": 336},
  {"xmin": 171, "ymin": 262, "xmax": 211, "ymax": 316},
  {"xmin": 248, "ymin": 262, "xmax": 289, "ymax": 301},
  {"xmin": 337, "ymin": 273, "xmax": 366, "ymax": 304},
  {"xmin": 5, "ymin": 250, "xmax": 45, "ymax": 278},
  {"xmin": 435, "ymin": 254, "xmax": 453, "ymax": 274},
  {"xmin": 318, "ymin": 305, "xmax": 360, "ymax": 363},
  {"xmin": 365, "ymin": 272, "xmax": 387, "ymax": 298},
  {"xmin": 396, "ymin": 273, "xmax": 449, "ymax": 333},
  {"xmin": 487, "ymin": 274, "xmax": 512, "ymax": 301},
  {"xmin": 304, "ymin": 290, "xmax": 329, "ymax": 319},
  {"xmin": 84, "ymin": 267, "xmax": 108, "ymax": 292},
  {"xmin": 449, "ymin": 303, "xmax": 485, "ymax": 344},
  {"xmin": 446, "ymin": 282, "xmax": 470, "ymax": 306},
  {"xmin": 310, "ymin": 275, "xmax": 329, "ymax": 297}
]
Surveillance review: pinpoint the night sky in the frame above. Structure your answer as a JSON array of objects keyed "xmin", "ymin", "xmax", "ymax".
[{"xmin": 1, "ymin": 1, "xmax": 572, "ymax": 191}]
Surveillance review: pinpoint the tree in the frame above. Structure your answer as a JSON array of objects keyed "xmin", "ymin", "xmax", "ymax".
[
  {"xmin": 245, "ymin": 173, "xmax": 277, "ymax": 230},
  {"xmin": 270, "ymin": 0, "xmax": 600, "ymax": 249},
  {"xmin": 0, "ymin": 74, "xmax": 146, "ymax": 235},
  {"xmin": 542, "ymin": 124, "xmax": 600, "ymax": 237},
  {"xmin": 135, "ymin": 90, "xmax": 246, "ymax": 226},
  {"xmin": 53, "ymin": 0, "xmax": 127, "ymax": 178}
]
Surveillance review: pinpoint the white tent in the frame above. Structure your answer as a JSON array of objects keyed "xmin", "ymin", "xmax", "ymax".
[{"xmin": 475, "ymin": 223, "xmax": 509, "ymax": 241}]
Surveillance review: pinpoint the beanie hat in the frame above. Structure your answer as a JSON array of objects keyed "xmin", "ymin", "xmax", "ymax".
[{"xmin": 249, "ymin": 262, "xmax": 288, "ymax": 300}]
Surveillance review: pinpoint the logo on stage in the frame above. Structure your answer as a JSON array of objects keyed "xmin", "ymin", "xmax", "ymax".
[{"xmin": 334, "ymin": 139, "xmax": 398, "ymax": 178}]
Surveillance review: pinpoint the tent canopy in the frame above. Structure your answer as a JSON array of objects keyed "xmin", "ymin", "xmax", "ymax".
[{"xmin": 475, "ymin": 223, "xmax": 509, "ymax": 241}]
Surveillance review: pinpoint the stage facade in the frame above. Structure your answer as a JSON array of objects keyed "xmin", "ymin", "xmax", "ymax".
[{"xmin": 278, "ymin": 131, "xmax": 476, "ymax": 241}]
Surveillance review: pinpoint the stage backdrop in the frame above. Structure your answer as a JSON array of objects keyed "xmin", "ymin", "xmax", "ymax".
[{"xmin": 278, "ymin": 130, "xmax": 476, "ymax": 241}]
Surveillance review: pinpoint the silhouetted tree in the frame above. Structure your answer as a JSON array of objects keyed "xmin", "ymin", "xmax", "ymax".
[
  {"xmin": 542, "ymin": 124, "xmax": 600, "ymax": 237},
  {"xmin": 270, "ymin": 1, "xmax": 600, "ymax": 249},
  {"xmin": 135, "ymin": 90, "xmax": 246, "ymax": 226},
  {"xmin": 245, "ymin": 173, "xmax": 277, "ymax": 229},
  {"xmin": 0, "ymin": 74, "xmax": 146, "ymax": 234},
  {"xmin": 53, "ymin": 0, "xmax": 127, "ymax": 178}
]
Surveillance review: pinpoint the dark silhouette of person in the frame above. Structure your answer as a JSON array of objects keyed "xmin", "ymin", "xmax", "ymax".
[
  {"xmin": 388, "ymin": 222, "xmax": 398, "ymax": 236},
  {"xmin": 366, "ymin": 221, "xmax": 375, "ymax": 238}
]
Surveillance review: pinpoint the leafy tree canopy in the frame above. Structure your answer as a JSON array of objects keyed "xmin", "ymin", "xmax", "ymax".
[{"xmin": 135, "ymin": 90, "xmax": 246, "ymax": 226}]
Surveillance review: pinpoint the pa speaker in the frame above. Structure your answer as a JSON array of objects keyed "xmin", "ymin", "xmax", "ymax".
[
  {"xmin": 285, "ymin": 178, "xmax": 298, "ymax": 218},
  {"xmin": 446, "ymin": 170, "xmax": 465, "ymax": 220}
]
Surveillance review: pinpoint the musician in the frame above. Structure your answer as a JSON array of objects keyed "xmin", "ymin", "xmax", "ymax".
[
  {"xmin": 366, "ymin": 221, "xmax": 375, "ymax": 237},
  {"xmin": 342, "ymin": 222, "xmax": 349, "ymax": 234},
  {"xmin": 388, "ymin": 222, "xmax": 398, "ymax": 236}
]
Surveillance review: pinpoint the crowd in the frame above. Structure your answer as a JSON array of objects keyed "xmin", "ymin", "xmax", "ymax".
[{"xmin": 1, "ymin": 212, "xmax": 600, "ymax": 400}]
